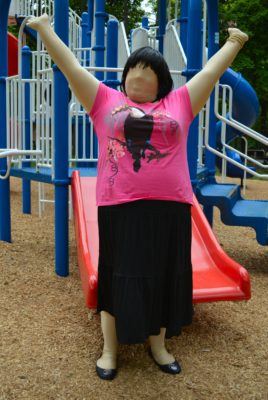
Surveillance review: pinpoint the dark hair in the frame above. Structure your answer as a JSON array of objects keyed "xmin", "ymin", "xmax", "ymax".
[{"xmin": 121, "ymin": 46, "xmax": 173, "ymax": 100}]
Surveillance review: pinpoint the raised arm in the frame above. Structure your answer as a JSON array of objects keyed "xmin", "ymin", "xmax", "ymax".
[
  {"xmin": 186, "ymin": 28, "xmax": 248, "ymax": 117},
  {"xmin": 27, "ymin": 14, "xmax": 100, "ymax": 113}
]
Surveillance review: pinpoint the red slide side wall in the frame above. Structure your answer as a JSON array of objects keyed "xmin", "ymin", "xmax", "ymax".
[
  {"xmin": 71, "ymin": 172, "xmax": 98, "ymax": 309},
  {"xmin": 8, "ymin": 32, "xmax": 18, "ymax": 76}
]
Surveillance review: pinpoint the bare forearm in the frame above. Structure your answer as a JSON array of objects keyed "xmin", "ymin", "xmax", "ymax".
[
  {"xmin": 27, "ymin": 14, "xmax": 99, "ymax": 112},
  {"xmin": 34, "ymin": 21, "xmax": 80, "ymax": 78},
  {"xmin": 203, "ymin": 40, "xmax": 241, "ymax": 83},
  {"xmin": 186, "ymin": 28, "xmax": 248, "ymax": 116}
]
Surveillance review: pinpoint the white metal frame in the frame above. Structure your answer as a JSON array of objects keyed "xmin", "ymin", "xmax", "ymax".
[
  {"xmin": 11, "ymin": 0, "xmax": 81, "ymax": 50},
  {"xmin": 202, "ymin": 82, "xmax": 268, "ymax": 180},
  {"xmin": 10, "ymin": 0, "xmax": 54, "ymax": 18}
]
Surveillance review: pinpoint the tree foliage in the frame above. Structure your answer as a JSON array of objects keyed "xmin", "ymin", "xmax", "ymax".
[
  {"xmin": 219, "ymin": 0, "xmax": 268, "ymax": 136},
  {"xmin": 69, "ymin": 0, "xmax": 87, "ymax": 15},
  {"xmin": 105, "ymin": 0, "xmax": 145, "ymax": 33}
]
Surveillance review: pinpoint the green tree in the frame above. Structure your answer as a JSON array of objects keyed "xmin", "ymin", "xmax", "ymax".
[
  {"xmin": 219, "ymin": 0, "xmax": 268, "ymax": 137},
  {"xmin": 69, "ymin": 0, "xmax": 145, "ymax": 33},
  {"xmin": 106, "ymin": 0, "xmax": 144, "ymax": 33},
  {"xmin": 69, "ymin": 0, "xmax": 87, "ymax": 15}
]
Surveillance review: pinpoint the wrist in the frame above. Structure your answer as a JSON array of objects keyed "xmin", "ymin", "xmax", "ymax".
[
  {"xmin": 226, "ymin": 35, "xmax": 245, "ymax": 49},
  {"xmin": 226, "ymin": 29, "xmax": 248, "ymax": 49}
]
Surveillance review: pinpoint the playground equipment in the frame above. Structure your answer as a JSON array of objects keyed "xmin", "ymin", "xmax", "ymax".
[
  {"xmin": 215, "ymin": 70, "xmax": 258, "ymax": 187},
  {"xmin": 1, "ymin": 0, "xmax": 268, "ymax": 307},
  {"xmin": 7, "ymin": 32, "xmax": 18, "ymax": 76}
]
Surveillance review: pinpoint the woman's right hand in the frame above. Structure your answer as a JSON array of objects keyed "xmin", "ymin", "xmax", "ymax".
[{"xmin": 26, "ymin": 13, "xmax": 51, "ymax": 32}]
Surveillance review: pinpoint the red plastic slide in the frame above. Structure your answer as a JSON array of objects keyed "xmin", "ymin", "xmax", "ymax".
[
  {"xmin": 8, "ymin": 32, "xmax": 18, "ymax": 76},
  {"xmin": 71, "ymin": 171, "xmax": 251, "ymax": 309}
]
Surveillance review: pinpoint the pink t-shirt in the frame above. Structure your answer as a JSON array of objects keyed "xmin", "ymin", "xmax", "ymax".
[{"xmin": 89, "ymin": 83, "xmax": 194, "ymax": 206}]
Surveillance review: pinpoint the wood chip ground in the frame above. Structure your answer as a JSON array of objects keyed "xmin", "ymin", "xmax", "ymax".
[{"xmin": 0, "ymin": 177, "xmax": 267, "ymax": 400}]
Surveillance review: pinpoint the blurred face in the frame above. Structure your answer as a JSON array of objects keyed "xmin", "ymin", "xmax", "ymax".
[{"xmin": 125, "ymin": 63, "xmax": 158, "ymax": 103}]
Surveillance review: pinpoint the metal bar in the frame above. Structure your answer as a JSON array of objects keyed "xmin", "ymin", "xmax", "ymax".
[
  {"xmin": 54, "ymin": 0, "xmax": 69, "ymax": 277},
  {"xmin": 205, "ymin": 93, "xmax": 268, "ymax": 179}
]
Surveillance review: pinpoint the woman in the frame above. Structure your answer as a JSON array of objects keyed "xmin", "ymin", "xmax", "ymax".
[{"xmin": 27, "ymin": 14, "xmax": 248, "ymax": 380}]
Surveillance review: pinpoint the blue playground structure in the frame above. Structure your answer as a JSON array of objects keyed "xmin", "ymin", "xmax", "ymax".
[{"xmin": 0, "ymin": 0, "xmax": 268, "ymax": 281}]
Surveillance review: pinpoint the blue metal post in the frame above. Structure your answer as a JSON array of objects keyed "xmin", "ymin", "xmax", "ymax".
[
  {"xmin": 94, "ymin": 0, "xmax": 106, "ymax": 81},
  {"xmin": 158, "ymin": 0, "xmax": 167, "ymax": 54},
  {"xmin": 205, "ymin": 0, "xmax": 219, "ymax": 180},
  {"xmin": 22, "ymin": 46, "xmax": 31, "ymax": 214},
  {"xmin": 106, "ymin": 19, "xmax": 120, "ymax": 89},
  {"xmin": 142, "ymin": 16, "xmax": 149, "ymax": 30},
  {"xmin": 53, "ymin": 0, "xmax": 69, "ymax": 277},
  {"xmin": 78, "ymin": 11, "xmax": 91, "ymax": 168},
  {"xmin": 185, "ymin": 0, "xmax": 203, "ymax": 192},
  {"xmin": 201, "ymin": 0, "xmax": 220, "ymax": 226},
  {"xmin": 81, "ymin": 12, "xmax": 89, "ymax": 66},
  {"xmin": 0, "ymin": 0, "xmax": 11, "ymax": 243},
  {"xmin": 91, "ymin": 0, "xmax": 106, "ymax": 164},
  {"xmin": 87, "ymin": 0, "xmax": 94, "ymax": 52},
  {"xmin": 129, "ymin": 29, "xmax": 134, "ymax": 52},
  {"xmin": 179, "ymin": 0, "xmax": 188, "ymax": 53}
]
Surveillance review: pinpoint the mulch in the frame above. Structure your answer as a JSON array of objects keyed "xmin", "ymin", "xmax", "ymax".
[{"xmin": 0, "ymin": 177, "xmax": 267, "ymax": 400}]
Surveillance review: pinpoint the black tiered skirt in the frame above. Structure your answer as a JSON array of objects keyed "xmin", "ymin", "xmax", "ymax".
[{"xmin": 97, "ymin": 200, "xmax": 193, "ymax": 344}]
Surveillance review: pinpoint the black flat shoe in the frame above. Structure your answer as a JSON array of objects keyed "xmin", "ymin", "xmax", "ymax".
[
  {"xmin": 96, "ymin": 365, "xmax": 117, "ymax": 380},
  {"xmin": 149, "ymin": 349, "xmax": 181, "ymax": 375},
  {"xmin": 156, "ymin": 360, "xmax": 181, "ymax": 374}
]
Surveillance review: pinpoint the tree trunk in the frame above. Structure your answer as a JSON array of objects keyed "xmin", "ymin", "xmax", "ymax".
[{"xmin": 123, "ymin": 0, "xmax": 128, "ymax": 32}]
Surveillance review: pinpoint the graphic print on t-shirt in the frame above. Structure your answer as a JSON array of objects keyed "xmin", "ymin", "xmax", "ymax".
[{"xmin": 106, "ymin": 104, "xmax": 179, "ymax": 185}]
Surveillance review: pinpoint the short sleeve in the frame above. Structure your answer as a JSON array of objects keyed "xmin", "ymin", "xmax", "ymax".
[
  {"xmin": 88, "ymin": 82, "xmax": 119, "ymax": 120},
  {"xmin": 168, "ymin": 85, "xmax": 194, "ymax": 126}
]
